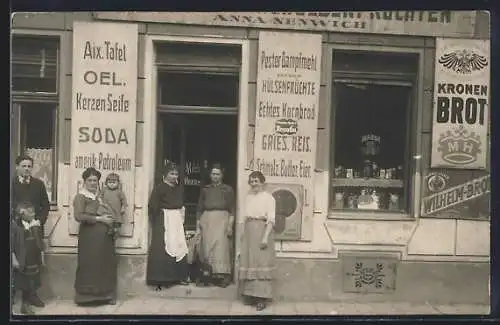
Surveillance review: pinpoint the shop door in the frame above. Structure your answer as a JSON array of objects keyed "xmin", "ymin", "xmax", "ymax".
[{"xmin": 157, "ymin": 113, "xmax": 238, "ymax": 232}]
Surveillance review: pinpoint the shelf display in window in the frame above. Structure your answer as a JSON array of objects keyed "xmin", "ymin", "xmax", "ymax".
[{"xmin": 329, "ymin": 81, "xmax": 413, "ymax": 213}]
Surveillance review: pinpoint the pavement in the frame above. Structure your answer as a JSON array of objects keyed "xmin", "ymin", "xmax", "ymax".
[{"xmin": 11, "ymin": 296, "xmax": 491, "ymax": 316}]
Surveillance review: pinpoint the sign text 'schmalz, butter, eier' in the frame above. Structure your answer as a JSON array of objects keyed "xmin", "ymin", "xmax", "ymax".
[{"xmin": 253, "ymin": 32, "xmax": 322, "ymax": 240}]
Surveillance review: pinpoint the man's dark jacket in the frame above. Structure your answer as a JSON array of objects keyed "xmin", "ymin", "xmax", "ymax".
[{"xmin": 11, "ymin": 177, "xmax": 50, "ymax": 226}]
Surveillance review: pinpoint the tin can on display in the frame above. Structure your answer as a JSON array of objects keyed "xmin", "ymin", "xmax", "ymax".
[
  {"xmin": 334, "ymin": 192, "xmax": 344, "ymax": 209},
  {"xmin": 379, "ymin": 169, "xmax": 386, "ymax": 179},
  {"xmin": 385, "ymin": 169, "xmax": 392, "ymax": 179},
  {"xmin": 346, "ymin": 169, "xmax": 353, "ymax": 179}
]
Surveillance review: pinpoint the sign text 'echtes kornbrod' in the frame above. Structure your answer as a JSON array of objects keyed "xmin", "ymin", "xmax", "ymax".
[
  {"xmin": 253, "ymin": 32, "xmax": 322, "ymax": 240},
  {"xmin": 431, "ymin": 38, "xmax": 490, "ymax": 169},
  {"xmin": 70, "ymin": 22, "xmax": 138, "ymax": 235}
]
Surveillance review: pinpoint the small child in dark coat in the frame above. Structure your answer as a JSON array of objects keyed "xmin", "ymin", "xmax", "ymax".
[
  {"xmin": 11, "ymin": 201, "xmax": 45, "ymax": 315},
  {"xmin": 99, "ymin": 173, "xmax": 128, "ymax": 239}
]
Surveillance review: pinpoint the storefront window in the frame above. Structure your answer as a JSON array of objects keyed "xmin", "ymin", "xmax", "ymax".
[
  {"xmin": 11, "ymin": 35, "xmax": 58, "ymax": 94},
  {"xmin": 11, "ymin": 35, "xmax": 59, "ymax": 203},
  {"xmin": 158, "ymin": 72, "xmax": 239, "ymax": 107},
  {"xmin": 330, "ymin": 51, "xmax": 417, "ymax": 215}
]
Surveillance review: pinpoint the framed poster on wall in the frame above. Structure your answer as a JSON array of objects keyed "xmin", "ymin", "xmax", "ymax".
[{"xmin": 430, "ymin": 38, "xmax": 490, "ymax": 169}]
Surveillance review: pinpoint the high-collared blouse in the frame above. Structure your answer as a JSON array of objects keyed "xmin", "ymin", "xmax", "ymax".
[
  {"xmin": 148, "ymin": 182, "xmax": 184, "ymax": 219},
  {"xmin": 243, "ymin": 190, "xmax": 276, "ymax": 225},
  {"xmin": 196, "ymin": 183, "xmax": 235, "ymax": 218}
]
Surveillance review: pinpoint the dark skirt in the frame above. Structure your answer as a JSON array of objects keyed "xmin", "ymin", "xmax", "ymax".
[
  {"xmin": 146, "ymin": 216, "xmax": 188, "ymax": 286},
  {"xmin": 13, "ymin": 236, "xmax": 42, "ymax": 293},
  {"xmin": 74, "ymin": 222, "xmax": 117, "ymax": 304}
]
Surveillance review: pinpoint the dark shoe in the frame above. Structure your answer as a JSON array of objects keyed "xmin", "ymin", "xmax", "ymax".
[
  {"xmin": 242, "ymin": 296, "xmax": 254, "ymax": 306},
  {"xmin": 27, "ymin": 294, "xmax": 45, "ymax": 308},
  {"xmin": 219, "ymin": 277, "xmax": 231, "ymax": 288},
  {"xmin": 21, "ymin": 303, "xmax": 35, "ymax": 315},
  {"xmin": 256, "ymin": 302, "xmax": 267, "ymax": 311},
  {"xmin": 155, "ymin": 285, "xmax": 162, "ymax": 291}
]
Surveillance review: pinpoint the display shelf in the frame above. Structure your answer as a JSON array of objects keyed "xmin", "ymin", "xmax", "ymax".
[{"xmin": 332, "ymin": 178, "xmax": 404, "ymax": 188}]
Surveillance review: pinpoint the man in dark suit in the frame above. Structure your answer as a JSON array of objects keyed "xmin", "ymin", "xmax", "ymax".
[{"xmin": 11, "ymin": 154, "xmax": 50, "ymax": 308}]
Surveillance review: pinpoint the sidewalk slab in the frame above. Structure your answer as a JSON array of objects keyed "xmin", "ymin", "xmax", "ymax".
[
  {"xmin": 12, "ymin": 297, "xmax": 491, "ymax": 316},
  {"xmin": 433, "ymin": 304, "xmax": 490, "ymax": 315}
]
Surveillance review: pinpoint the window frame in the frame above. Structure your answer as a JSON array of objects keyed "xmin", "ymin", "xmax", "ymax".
[
  {"xmin": 11, "ymin": 34, "xmax": 60, "ymax": 96},
  {"xmin": 11, "ymin": 31, "xmax": 61, "ymax": 206},
  {"xmin": 327, "ymin": 46, "xmax": 424, "ymax": 220},
  {"xmin": 157, "ymin": 68, "xmax": 240, "ymax": 115},
  {"xmin": 154, "ymin": 41, "xmax": 241, "ymax": 115}
]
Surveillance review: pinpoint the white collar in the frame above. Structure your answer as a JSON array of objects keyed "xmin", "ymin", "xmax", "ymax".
[
  {"xmin": 18, "ymin": 175, "xmax": 31, "ymax": 184},
  {"xmin": 79, "ymin": 188, "xmax": 99, "ymax": 201},
  {"xmin": 21, "ymin": 219, "xmax": 40, "ymax": 230}
]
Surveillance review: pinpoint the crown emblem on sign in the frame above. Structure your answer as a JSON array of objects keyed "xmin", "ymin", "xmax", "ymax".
[{"xmin": 437, "ymin": 125, "xmax": 481, "ymax": 165}]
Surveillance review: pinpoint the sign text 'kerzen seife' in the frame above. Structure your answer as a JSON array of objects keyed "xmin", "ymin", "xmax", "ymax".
[{"xmin": 69, "ymin": 22, "xmax": 138, "ymax": 237}]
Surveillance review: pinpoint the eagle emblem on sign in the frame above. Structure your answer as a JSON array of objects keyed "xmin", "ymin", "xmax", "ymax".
[{"xmin": 438, "ymin": 49, "xmax": 488, "ymax": 74}]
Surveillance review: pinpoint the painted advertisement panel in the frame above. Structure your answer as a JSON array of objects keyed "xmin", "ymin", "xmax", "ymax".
[
  {"xmin": 252, "ymin": 31, "xmax": 322, "ymax": 240},
  {"xmin": 431, "ymin": 38, "xmax": 490, "ymax": 169},
  {"xmin": 70, "ymin": 22, "xmax": 138, "ymax": 237}
]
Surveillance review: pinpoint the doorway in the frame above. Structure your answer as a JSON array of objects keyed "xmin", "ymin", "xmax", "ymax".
[{"xmin": 155, "ymin": 113, "xmax": 238, "ymax": 232}]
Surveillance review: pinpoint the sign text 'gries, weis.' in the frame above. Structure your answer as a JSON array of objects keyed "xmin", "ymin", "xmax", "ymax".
[{"xmin": 253, "ymin": 32, "xmax": 322, "ymax": 240}]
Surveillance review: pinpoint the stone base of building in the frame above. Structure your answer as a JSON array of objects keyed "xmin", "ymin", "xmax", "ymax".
[{"xmin": 38, "ymin": 254, "xmax": 489, "ymax": 305}]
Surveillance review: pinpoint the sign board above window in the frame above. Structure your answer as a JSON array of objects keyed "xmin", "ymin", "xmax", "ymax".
[{"xmin": 94, "ymin": 11, "xmax": 477, "ymax": 38}]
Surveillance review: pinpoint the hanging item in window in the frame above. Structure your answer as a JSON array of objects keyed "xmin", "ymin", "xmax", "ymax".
[
  {"xmin": 25, "ymin": 148, "xmax": 53, "ymax": 200},
  {"xmin": 361, "ymin": 134, "xmax": 380, "ymax": 179}
]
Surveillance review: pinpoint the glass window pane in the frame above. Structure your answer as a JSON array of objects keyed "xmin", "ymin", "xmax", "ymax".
[
  {"xmin": 20, "ymin": 103, "xmax": 57, "ymax": 202},
  {"xmin": 331, "ymin": 83, "xmax": 411, "ymax": 213},
  {"xmin": 159, "ymin": 72, "xmax": 239, "ymax": 107},
  {"xmin": 11, "ymin": 35, "xmax": 59, "ymax": 93}
]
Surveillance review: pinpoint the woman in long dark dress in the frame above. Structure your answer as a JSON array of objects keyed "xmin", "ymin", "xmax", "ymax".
[
  {"xmin": 146, "ymin": 163, "xmax": 189, "ymax": 289},
  {"xmin": 73, "ymin": 167, "xmax": 117, "ymax": 305}
]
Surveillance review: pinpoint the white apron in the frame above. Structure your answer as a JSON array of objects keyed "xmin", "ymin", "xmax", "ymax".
[{"xmin": 163, "ymin": 208, "xmax": 188, "ymax": 262}]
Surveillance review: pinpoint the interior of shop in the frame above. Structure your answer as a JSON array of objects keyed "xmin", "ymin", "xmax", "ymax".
[
  {"xmin": 331, "ymin": 82, "xmax": 412, "ymax": 212},
  {"xmin": 156, "ymin": 112, "xmax": 238, "ymax": 231}
]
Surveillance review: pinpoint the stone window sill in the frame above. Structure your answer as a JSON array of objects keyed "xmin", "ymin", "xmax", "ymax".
[{"xmin": 327, "ymin": 210, "xmax": 414, "ymax": 221}]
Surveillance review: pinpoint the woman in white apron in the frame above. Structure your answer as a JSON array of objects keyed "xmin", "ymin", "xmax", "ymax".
[{"xmin": 146, "ymin": 163, "xmax": 189, "ymax": 289}]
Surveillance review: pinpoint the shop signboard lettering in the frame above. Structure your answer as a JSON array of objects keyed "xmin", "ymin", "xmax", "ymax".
[
  {"xmin": 252, "ymin": 32, "xmax": 322, "ymax": 240},
  {"xmin": 94, "ymin": 11, "xmax": 477, "ymax": 38},
  {"xmin": 70, "ymin": 22, "xmax": 138, "ymax": 236},
  {"xmin": 431, "ymin": 38, "xmax": 490, "ymax": 169},
  {"xmin": 421, "ymin": 170, "xmax": 490, "ymax": 220}
]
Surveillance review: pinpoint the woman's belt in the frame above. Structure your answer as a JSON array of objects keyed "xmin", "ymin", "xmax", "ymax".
[{"xmin": 246, "ymin": 216, "xmax": 267, "ymax": 221}]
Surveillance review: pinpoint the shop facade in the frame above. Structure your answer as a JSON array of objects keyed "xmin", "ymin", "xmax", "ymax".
[{"xmin": 11, "ymin": 11, "xmax": 490, "ymax": 303}]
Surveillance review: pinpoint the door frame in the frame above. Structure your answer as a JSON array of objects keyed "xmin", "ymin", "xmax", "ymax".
[{"xmin": 144, "ymin": 35, "xmax": 249, "ymax": 282}]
